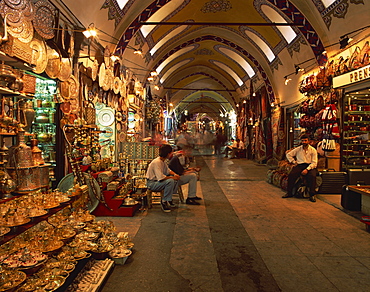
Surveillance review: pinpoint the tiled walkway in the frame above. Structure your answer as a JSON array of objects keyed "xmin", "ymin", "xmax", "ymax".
[{"xmin": 101, "ymin": 156, "xmax": 370, "ymax": 292}]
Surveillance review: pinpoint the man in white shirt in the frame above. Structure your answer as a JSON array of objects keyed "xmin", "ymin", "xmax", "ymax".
[
  {"xmin": 282, "ymin": 134, "xmax": 318, "ymax": 202},
  {"xmin": 230, "ymin": 139, "xmax": 245, "ymax": 159},
  {"xmin": 146, "ymin": 144, "xmax": 180, "ymax": 212}
]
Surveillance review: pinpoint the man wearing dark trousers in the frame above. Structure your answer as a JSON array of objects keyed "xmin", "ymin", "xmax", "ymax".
[{"xmin": 282, "ymin": 134, "xmax": 318, "ymax": 202}]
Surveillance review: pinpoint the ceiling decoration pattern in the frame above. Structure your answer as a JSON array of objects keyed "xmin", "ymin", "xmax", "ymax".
[
  {"xmin": 153, "ymin": 35, "xmax": 275, "ymax": 103},
  {"xmin": 311, "ymin": 0, "xmax": 364, "ymax": 28},
  {"xmin": 201, "ymin": 0, "xmax": 232, "ymax": 13},
  {"xmin": 287, "ymin": 35, "xmax": 308, "ymax": 57},
  {"xmin": 194, "ymin": 48, "xmax": 215, "ymax": 55},
  {"xmin": 101, "ymin": 0, "xmax": 124, "ymax": 26},
  {"xmin": 143, "ymin": 0, "xmax": 191, "ymax": 50},
  {"xmin": 174, "ymin": 72, "xmax": 236, "ymax": 103},
  {"xmin": 263, "ymin": 0, "xmax": 326, "ymax": 65},
  {"xmin": 115, "ymin": 0, "xmax": 172, "ymax": 54}
]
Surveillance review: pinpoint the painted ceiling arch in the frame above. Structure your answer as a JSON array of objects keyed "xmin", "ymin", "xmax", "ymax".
[{"xmin": 61, "ymin": 0, "xmax": 369, "ymax": 121}]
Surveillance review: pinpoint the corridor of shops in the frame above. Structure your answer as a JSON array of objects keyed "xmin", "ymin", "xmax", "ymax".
[{"xmin": 101, "ymin": 155, "xmax": 370, "ymax": 292}]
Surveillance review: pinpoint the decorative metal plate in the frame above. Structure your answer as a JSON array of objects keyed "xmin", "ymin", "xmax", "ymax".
[
  {"xmin": 0, "ymin": 2, "xmax": 23, "ymax": 27},
  {"xmin": 33, "ymin": 0, "xmax": 56, "ymax": 39},
  {"xmin": 8, "ymin": 20, "xmax": 33, "ymax": 43},
  {"xmin": 29, "ymin": 36, "xmax": 47, "ymax": 73},
  {"xmin": 98, "ymin": 108, "xmax": 115, "ymax": 126},
  {"xmin": 45, "ymin": 46, "xmax": 61, "ymax": 79},
  {"xmin": 57, "ymin": 58, "xmax": 72, "ymax": 81},
  {"xmin": 4, "ymin": 0, "xmax": 26, "ymax": 10},
  {"xmin": 57, "ymin": 173, "xmax": 100, "ymax": 212},
  {"xmin": 68, "ymin": 75, "xmax": 79, "ymax": 98}
]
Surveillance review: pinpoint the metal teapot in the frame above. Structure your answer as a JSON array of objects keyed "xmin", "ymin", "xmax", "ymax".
[{"xmin": 37, "ymin": 132, "xmax": 52, "ymax": 142}]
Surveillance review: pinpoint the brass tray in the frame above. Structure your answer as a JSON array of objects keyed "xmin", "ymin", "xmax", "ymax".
[
  {"xmin": 33, "ymin": 0, "xmax": 56, "ymax": 40},
  {"xmin": 28, "ymin": 209, "xmax": 48, "ymax": 218},
  {"xmin": 0, "ymin": 270, "xmax": 26, "ymax": 292},
  {"xmin": 0, "ymin": 226, "xmax": 10, "ymax": 236},
  {"xmin": 30, "ymin": 38, "xmax": 48, "ymax": 74},
  {"xmin": 57, "ymin": 58, "xmax": 72, "ymax": 82},
  {"xmin": 91, "ymin": 59, "xmax": 99, "ymax": 81},
  {"xmin": 41, "ymin": 241, "xmax": 64, "ymax": 253},
  {"xmin": 68, "ymin": 75, "xmax": 79, "ymax": 99},
  {"xmin": 45, "ymin": 47, "xmax": 61, "ymax": 79},
  {"xmin": 3, "ymin": 217, "xmax": 30, "ymax": 227}
]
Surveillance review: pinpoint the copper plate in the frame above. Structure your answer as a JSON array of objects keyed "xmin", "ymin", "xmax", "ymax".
[
  {"xmin": 0, "ymin": 2, "xmax": 23, "ymax": 27},
  {"xmin": 57, "ymin": 58, "xmax": 72, "ymax": 81},
  {"xmin": 4, "ymin": 0, "xmax": 26, "ymax": 10},
  {"xmin": 8, "ymin": 20, "xmax": 33, "ymax": 42},
  {"xmin": 45, "ymin": 46, "xmax": 61, "ymax": 79},
  {"xmin": 59, "ymin": 82, "xmax": 70, "ymax": 100},
  {"xmin": 68, "ymin": 75, "xmax": 79, "ymax": 99},
  {"xmin": 29, "ymin": 38, "xmax": 48, "ymax": 74},
  {"xmin": 33, "ymin": 0, "xmax": 56, "ymax": 39}
]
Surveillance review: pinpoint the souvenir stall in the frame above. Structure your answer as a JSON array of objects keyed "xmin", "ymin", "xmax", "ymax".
[{"xmin": 0, "ymin": 1, "xmax": 139, "ymax": 291}]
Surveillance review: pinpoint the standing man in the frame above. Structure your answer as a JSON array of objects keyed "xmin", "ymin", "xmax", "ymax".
[
  {"xmin": 146, "ymin": 144, "xmax": 180, "ymax": 212},
  {"xmin": 168, "ymin": 148, "xmax": 202, "ymax": 205},
  {"xmin": 282, "ymin": 134, "xmax": 318, "ymax": 202}
]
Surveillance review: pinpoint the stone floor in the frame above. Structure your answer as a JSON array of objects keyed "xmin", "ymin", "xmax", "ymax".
[{"xmin": 100, "ymin": 156, "xmax": 370, "ymax": 292}]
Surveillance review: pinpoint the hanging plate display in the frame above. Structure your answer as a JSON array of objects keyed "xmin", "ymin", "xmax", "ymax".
[
  {"xmin": 118, "ymin": 132, "xmax": 125, "ymax": 142},
  {"xmin": 9, "ymin": 20, "xmax": 33, "ymax": 43},
  {"xmin": 29, "ymin": 38, "xmax": 48, "ymax": 74},
  {"xmin": 103, "ymin": 127, "xmax": 113, "ymax": 138},
  {"xmin": 113, "ymin": 77, "xmax": 121, "ymax": 95},
  {"xmin": 98, "ymin": 108, "xmax": 115, "ymax": 126},
  {"xmin": 33, "ymin": 0, "xmax": 56, "ymax": 39},
  {"xmin": 4, "ymin": 0, "xmax": 26, "ymax": 10},
  {"xmin": 57, "ymin": 58, "xmax": 72, "ymax": 81},
  {"xmin": 98, "ymin": 62, "xmax": 106, "ymax": 88},
  {"xmin": 116, "ymin": 121, "xmax": 121, "ymax": 132},
  {"xmin": 91, "ymin": 59, "xmax": 99, "ymax": 81},
  {"xmin": 0, "ymin": 2, "xmax": 23, "ymax": 27},
  {"xmin": 45, "ymin": 46, "xmax": 61, "ymax": 79},
  {"xmin": 68, "ymin": 75, "xmax": 79, "ymax": 99}
]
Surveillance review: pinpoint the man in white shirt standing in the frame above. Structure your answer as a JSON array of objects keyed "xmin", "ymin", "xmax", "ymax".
[
  {"xmin": 146, "ymin": 144, "xmax": 180, "ymax": 212},
  {"xmin": 282, "ymin": 134, "xmax": 318, "ymax": 202}
]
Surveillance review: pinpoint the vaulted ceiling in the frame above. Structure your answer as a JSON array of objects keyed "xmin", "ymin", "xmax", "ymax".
[{"xmin": 60, "ymin": 0, "xmax": 369, "ymax": 120}]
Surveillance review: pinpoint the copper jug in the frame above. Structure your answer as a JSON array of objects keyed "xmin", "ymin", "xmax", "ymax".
[{"xmin": 6, "ymin": 130, "xmax": 34, "ymax": 168}]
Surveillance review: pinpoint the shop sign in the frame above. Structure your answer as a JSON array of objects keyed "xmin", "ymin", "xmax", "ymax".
[{"xmin": 333, "ymin": 64, "xmax": 370, "ymax": 88}]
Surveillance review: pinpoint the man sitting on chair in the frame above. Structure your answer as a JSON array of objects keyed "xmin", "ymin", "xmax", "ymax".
[
  {"xmin": 168, "ymin": 147, "xmax": 202, "ymax": 205},
  {"xmin": 282, "ymin": 134, "xmax": 318, "ymax": 202},
  {"xmin": 146, "ymin": 144, "xmax": 180, "ymax": 213}
]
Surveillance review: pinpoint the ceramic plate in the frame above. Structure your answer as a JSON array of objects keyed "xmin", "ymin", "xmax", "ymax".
[
  {"xmin": 103, "ymin": 127, "xmax": 113, "ymax": 138},
  {"xmin": 97, "ymin": 108, "xmax": 115, "ymax": 126}
]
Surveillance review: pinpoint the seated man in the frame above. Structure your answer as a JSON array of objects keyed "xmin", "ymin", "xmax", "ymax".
[
  {"xmin": 146, "ymin": 144, "xmax": 180, "ymax": 212},
  {"xmin": 168, "ymin": 148, "xmax": 202, "ymax": 205},
  {"xmin": 282, "ymin": 134, "xmax": 318, "ymax": 202},
  {"xmin": 224, "ymin": 138, "xmax": 234, "ymax": 158},
  {"xmin": 230, "ymin": 139, "xmax": 245, "ymax": 159}
]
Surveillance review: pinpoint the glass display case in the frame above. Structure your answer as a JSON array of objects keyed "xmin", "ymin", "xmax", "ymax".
[
  {"xmin": 342, "ymin": 89, "xmax": 370, "ymax": 170},
  {"xmin": 31, "ymin": 78, "xmax": 57, "ymax": 183}
]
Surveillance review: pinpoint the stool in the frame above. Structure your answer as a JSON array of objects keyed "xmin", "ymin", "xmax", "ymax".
[
  {"xmin": 145, "ymin": 189, "xmax": 163, "ymax": 209},
  {"xmin": 177, "ymin": 185, "xmax": 185, "ymax": 203}
]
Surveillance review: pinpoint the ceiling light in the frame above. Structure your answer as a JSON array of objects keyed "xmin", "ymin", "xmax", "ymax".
[
  {"xmin": 134, "ymin": 49, "xmax": 143, "ymax": 55},
  {"xmin": 150, "ymin": 71, "xmax": 158, "ymax": 76},
  {"xmin": 339, "ymin": 36, "xmax": 352, "ymax": 49},
  {"xmin": 295, "ymin": 64, "xmax": 304, "ymax": 74},
  {"xmin": 154, "ymin": 85, "xmax": 160, "ymax": 90},
  {"xmin": 253, "ymin": 92, "xmax": 256, "ymax": 96},
  {"xmin": 284, "ymin": 76, "xmax": 292, "ymax": 85},
  {"xmin": 83, "ymin": 23, "xmax": 97, "ymax": 38}
]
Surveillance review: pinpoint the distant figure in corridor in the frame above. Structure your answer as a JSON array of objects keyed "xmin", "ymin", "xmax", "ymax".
[
  {"xmin": 146, "ymin": 144, "xmax": 180, "ymax": 212},
  {"xmin": 282, "ymin": 134, "xmax": 318, "ymax": 202}
]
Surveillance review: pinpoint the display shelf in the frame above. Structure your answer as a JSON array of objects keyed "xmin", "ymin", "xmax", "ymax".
[
  {"xmin": 345, "ymin": 111, "xmax": 370, "ymax": 114},
  {"xmin": 344, "ymin": 121, "xmax": 370, "ymax": 124},
  {"xmin": 0, "ymin": 86, "xmax": 33, "ymax": 99},
  {"xmin": 0, "ymin": 200, "xmax": 75, "ymax": 246}
]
